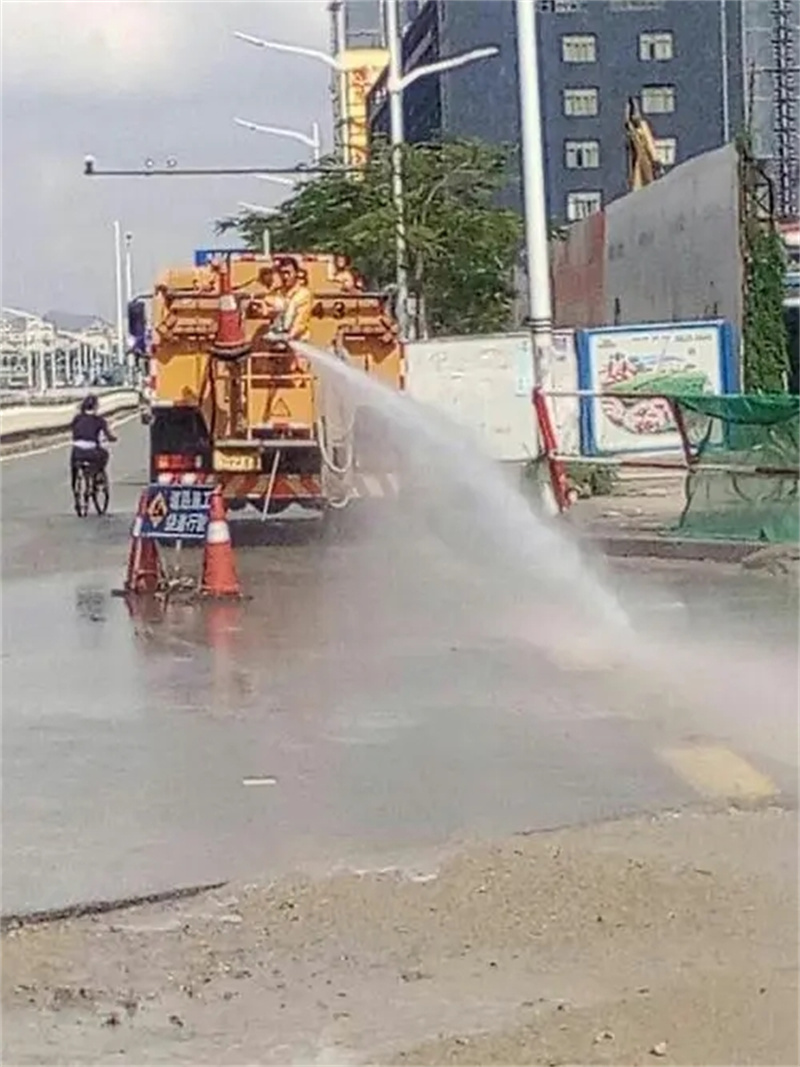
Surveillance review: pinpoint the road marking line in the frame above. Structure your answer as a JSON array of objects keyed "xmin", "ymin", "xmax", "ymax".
[
  {"xmin": 659, "ymin": 745, "xmax": 778, "ymax": 800},
  {"xmin": 0, "ymin": 412, "xmax": 140, "ymax": 464}
]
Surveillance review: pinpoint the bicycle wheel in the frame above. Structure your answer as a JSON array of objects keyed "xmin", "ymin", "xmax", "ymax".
[
  {"xmin": 92, "ymin": 470, "xmax": 110, "ymax": 515},
  {"xmin": 73, "ymin": 468, "xmax": 89, "ymax": 517}
]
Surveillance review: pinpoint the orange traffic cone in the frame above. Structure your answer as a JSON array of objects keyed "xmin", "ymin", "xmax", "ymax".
[
  {"xmin": 212, "ymin": 262, "xmax": 251, "ymax": 360},
  {"xmin": 200, "ymin": 488, "xmax": 241, "ymax": 598},
  {"xmin": 124, "ymin": 490, "xmax": 163, "ymax": 594}
]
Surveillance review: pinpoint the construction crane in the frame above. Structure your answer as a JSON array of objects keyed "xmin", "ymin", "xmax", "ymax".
[{"xmin": 624, "ymin": 96, "xmax": 662, "ymax": 191}]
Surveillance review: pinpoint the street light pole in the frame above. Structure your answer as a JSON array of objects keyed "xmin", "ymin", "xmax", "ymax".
[
  {"xmin": 237, "ymin": 203, "xmax": 279, "ymax": 255},
  {"xmin": 311, "ymin": 120, "xmax": 321, "ymax": 164},
  {"xmin": 515, "ymin": 0, "xmax": 552, "ymax": 383},
  {"xmin": 233, "ymin": 23, "xmax": 498, "ymax": 341},
  {"xmin": 123, "ymin": 231, "xmax": 135, "ymax": 384},
  {"xmin": 124, "ymin": 231, "xmax": 134, "ymax": 305},
  {"xmin": 37, "ymin": 344, "xmax": 46, "ymax": 394},
  {"xmin": 385, "ymin": 1, "xmax": 498, "ymax": 339},
  {"xmin": 386, "ymin": 0, "xmax": 409, "ymax": 339},
  {"xmin": 113, "ymin": 220, "xmax": 125, "ymax": 375}
]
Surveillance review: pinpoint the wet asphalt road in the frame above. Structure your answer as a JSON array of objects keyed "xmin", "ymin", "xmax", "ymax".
[{"xmin": 2, "ymin": 423, "xmax": 797, "ymax": 914}]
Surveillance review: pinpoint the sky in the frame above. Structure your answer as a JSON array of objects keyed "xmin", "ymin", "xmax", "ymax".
[{"xmin": 1, "ymin": 0, "xmax": 334, "ymax": 321}]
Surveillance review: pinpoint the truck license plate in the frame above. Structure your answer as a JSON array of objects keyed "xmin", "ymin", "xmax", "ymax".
[{"xmin": 214, "ymin": 450, "xmax": 259, "ymax": 472}]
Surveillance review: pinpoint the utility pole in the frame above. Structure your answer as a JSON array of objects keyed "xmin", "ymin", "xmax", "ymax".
[
  {"xmin": 328, "ymin": 1, "xmax": 349, "ymax": 161},
  {"xmin": 386, "ymin": 0, "xmax": 409, "ymax": 340},
  {"xmin": 123, "ymin": 230, "xmax": 135, "ymax": 385},
  {"xmin": 124, "ymin": 231, "xmax": 134, "ymax": 306},
  {"xmin": 113, "ymin": 221, "xmax": 125, "ymax": 376},
  {"xmin": 515, "ymin": 0, "xmax": 553, "ymax": 384}
]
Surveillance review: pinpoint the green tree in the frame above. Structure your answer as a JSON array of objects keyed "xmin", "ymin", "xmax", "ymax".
[
  {"xmin": 215, "ymin": 138, "xmax": 523, "ymax": 336},
  {"xmin": 737, "ymin": 131, "xmax": 790, "ymax": 393},
  {"xmin": 742, "ymin": 225, "xmax": 789, "ymax": 393}
]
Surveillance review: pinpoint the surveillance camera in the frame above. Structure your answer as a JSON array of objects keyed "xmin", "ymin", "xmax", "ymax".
[{"xmin": 83, "ymin": 154, "xmax": 96, "ymax": 175}]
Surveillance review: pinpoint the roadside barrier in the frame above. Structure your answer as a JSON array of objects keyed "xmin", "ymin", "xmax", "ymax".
[
  {"xmin": 0, "ymin": 389, "xmax": 139, "ymax": 444},
  {"xmin": 118, "ymin": 483, "xmax": 244, "ymax": 603},
  {"xmin": 533, "ymin": 388, "xmax": 799, "ymax": 543}
]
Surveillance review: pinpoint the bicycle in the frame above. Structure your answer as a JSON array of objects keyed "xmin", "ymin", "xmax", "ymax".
[{"xmin": 72, "ymin": 460, "xmax": 110, "ymax": 517}]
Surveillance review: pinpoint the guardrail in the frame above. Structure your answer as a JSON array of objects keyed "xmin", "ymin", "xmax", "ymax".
[
  {"xmin": 0, "ymin": 389, "xmax": 140, "ymax": 445},
  {"xmin": 0, "ymin": 387, "xmax": 131, "ymax": 409}
]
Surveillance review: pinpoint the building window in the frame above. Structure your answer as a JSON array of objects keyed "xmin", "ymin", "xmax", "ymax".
[
  {"xmin": 562, "ymin": 34, "xmax": 596, "ymax": 63},
  {"xmin": 654, "ymin": 137, "xmax": 677, "ymax": 166},
  {"xmin": 369, "ymin": 84, "xmax": 387, "ymax": 119},
  {"xmin": 565, "ymin": 139, "xmax": 600, "ymax": 168},
  {"xmin": 640, "ymin": 85, "xmax": 675, "ymax": 113},
  {"xmin": 610, "ymin": 1, "xmax": 664, "ymax": 11},
  {"xmin": 566, "ymin": 191, "xmax": 602, "ymax": 221},
  {"xmin": 639, "ymin": 31, "xmax": 673, "ymax": 60},
  {"xmin": 563, "ymin": 88, "xmax": 599, "ymax": 117},
  {"xmin": 539, "ymin": 1, "xmax": 585, "ymax": 11}
]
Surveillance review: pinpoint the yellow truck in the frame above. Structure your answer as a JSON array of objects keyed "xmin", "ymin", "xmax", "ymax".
[{"xmin": 129, "ymin": 252, "xmax": 402, "ymax": 517}]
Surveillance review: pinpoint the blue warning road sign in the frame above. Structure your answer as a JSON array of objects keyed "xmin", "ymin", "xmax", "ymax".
[
  {"xmin": 193, "ymin": 248, "xmax": 248, "ymax": 267},
  {"xmin": 140, "ymin": 484, "xmax": 214, "ymax": 541}
]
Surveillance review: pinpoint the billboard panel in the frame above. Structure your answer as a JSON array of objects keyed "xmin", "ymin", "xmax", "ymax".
[
  {"xmin": 576, "ymin": 320, "xmax": 737, "ymax": 456},
  {"xmin": 339, "ymin": 48, "xmax": 388, "ymax": 168}
]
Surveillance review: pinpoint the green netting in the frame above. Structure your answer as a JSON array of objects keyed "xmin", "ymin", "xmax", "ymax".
[{"xmin": 673, "ymin": 394, "xmax": 800, "ymax": 543}]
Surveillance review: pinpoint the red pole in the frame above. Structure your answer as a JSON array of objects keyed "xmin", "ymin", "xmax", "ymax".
[
  {"xmin": 669, "ymin": 398, "xmax": 695, "ymax": 470},
  {"xmin": 532, "ymin": 386, "xmax": 571, "ymax": 513}
]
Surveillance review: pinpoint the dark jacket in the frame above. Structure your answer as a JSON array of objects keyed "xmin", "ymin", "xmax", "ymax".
[{"xmin": 71, "ymin": 412, "xmax": 114, "ymax": 445}]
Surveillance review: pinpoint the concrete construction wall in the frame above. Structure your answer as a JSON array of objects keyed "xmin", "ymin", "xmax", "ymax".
[
  {"xmin": 550, "ymin": 144, "xmax": 743, "ymax": 333},
  {"xmin": 604, "ymin": 144, "xmax": 742, "ymax": 329}
]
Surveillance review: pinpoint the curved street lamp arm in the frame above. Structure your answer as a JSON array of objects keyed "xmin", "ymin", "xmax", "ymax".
[
  {"xmin": 397, "ymin": 46, "xmax": 499, "ymax": 92},
  {"xmin": 238, "ymin": 202, "xmax": 281, "ymax": 215},
  {"xmin": 255, "ymin": 173, "xmax": 296, "ymax": 187},
  {"xmin": 234, "ymin": 118, "xmax": 316, "ymax": 149},
  {"xmin": 233, "ymin": 32, "xmax": 342, "ymax": 71}
]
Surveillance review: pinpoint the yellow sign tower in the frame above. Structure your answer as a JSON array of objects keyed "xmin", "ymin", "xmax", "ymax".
[{"xmin": 338, "ymin": 48, "xmax": 388, "ymax": 168}]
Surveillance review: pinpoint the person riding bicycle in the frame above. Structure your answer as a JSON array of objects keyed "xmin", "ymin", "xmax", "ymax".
[{"xmin": 70, "ymin": 394, "xmax": 117, "ymax": 490}]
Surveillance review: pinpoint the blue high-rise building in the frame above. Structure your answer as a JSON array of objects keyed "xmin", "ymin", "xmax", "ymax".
[{"xmin": 367, "ymin": 0, "xmax": 756, "ymax": 222}]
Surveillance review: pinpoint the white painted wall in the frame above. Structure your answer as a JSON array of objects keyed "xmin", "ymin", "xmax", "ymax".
[
  {"xmin": 404, "ymin": 331, "xmax": 582, "ymax": 463},
  {"xmin": 404, "ymin": 332, "xmax": 540, "ymax": 462}
]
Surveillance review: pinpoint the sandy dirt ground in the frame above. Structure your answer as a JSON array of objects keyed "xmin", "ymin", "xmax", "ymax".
[{"xmin": 3, "ymin": 805, "xmax": 796, "ymax": 1067}]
